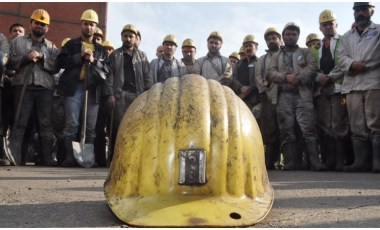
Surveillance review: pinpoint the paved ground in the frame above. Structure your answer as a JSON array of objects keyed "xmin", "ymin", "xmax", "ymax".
[{"xmin": 0, "ymin": 166, "xmax": 379, "ymax": 227}]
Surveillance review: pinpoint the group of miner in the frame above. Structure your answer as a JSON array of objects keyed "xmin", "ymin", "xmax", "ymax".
[{"xmin": 0, "ymin": 2, "xmax": 379, "ymax": 173}]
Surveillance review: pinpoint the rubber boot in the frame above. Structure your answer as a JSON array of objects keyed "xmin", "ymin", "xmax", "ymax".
[
  {"xmin": 61, "ymin": 139, "xmax": 77, "ymax": 167},
  {"xmin": 282, "ymin": 141, "xmax": 298, "ymax": 171},
  {"xmin": 324, "ymin": 137, "xmax": 337, "ymax": 171},
  {"xmin": 40, "ymin": 137, "xmax": 57, "ymax": 166},
  {"xmin": 371, "ymin": 136, "xmax": 380, "ymax": 173},
  {"xmin": 343, "ymin": 139, "xmax": 371, "ymax": 172},
  {"xmin": 305, "ymin": 140, "xmax": 327, "ymax": 171},
  {"xmin": 265, "ymin": 144, "xmax": 278, "ymax": 170},
  {"xmin": 0, "ymin": 134, "xmax": 10, "ymax": 166},
  {"xmin": 334, "ymin": 139, "xmax": 347, "ymax": 171}
]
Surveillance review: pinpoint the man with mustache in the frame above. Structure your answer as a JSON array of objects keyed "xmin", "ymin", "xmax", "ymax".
[
  {"xmin": 268, "ymin": 22, "xmax": 326, "ymax": 171},
  {"xmin": 338, "ymin": 2, "xmax": 380, "ymax": 173},
  {"xmin": 57, "ymin": 9, "xmax": 110, "ymax": 167},
  {"xmin": 103, "ymin": 24, "xmax": 152, "ymax": 164},
  {"xmin": 7, "ymin": 9, "xmax": 59, "ymax": 166}
]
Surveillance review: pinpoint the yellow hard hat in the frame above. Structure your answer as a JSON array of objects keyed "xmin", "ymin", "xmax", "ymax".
[
  {"xmin": 264, "ymin": 27, "xmax": 281, "ymax": 40},
  {"xmin": 207, "ymin": 31, "xmax": 223, "ymax": 42},
  {"xmin": 94, "ymin": 27, "xmax": 104, "ymax": 39},
  {"xmin": 181, "ymin": 38, "xmax": 196, "ymax": 49},
  {"xmin": 104, "ymin": 74, "xmax": 274, "ymax": 227},
  {"xmin": 121, "ymin": 24, "xmax": 138, "ymax": 35},
  {"xmin": 162, "ymin": 34, "xmax": 177, "ymax": 47},
  {"xmin": 229, "ymin": 51, "xmax": 240, "ymax": 61},
  {"xmin": 306, "ymin": 33, "xmax": 321, "ymax": 46},
  {"xmin": 30, "ymin": 9, "xmax": 50, "ymax": 25},
  {"xmin": 102, "ymin": 40, "xmax": 115, "ymax": 49},
  {"xmin": 319, "ymin": 9, "xmax": 337, "ymax": 24},
  {"xmin": 61, "ymin": 38, "xmax": 71, "ymax": 48},
  {"xmin": 80, "ymin": 9, "xmax": 99, "ymax": 24},
  {"xmin": 239, "ymin": 46, "xmax": 245, "ymax": 55},
  {"xmin": 243, "ymin": 34, "xmax": 258, "ymax": 46}
]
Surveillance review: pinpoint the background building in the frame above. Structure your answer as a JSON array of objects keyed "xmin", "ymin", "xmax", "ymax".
[{"xmin": 0, "ymin": 2, "xmax": 107, "ymax": 46}]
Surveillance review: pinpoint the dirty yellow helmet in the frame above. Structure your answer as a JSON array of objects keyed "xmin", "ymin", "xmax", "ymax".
[
  {"xmin": 207, "ymin": 31, "xmax": 223, "ymax": 42},
  {"xmin": 319, "ymin": 9, "xmax": 337, "ymax": 24},
  {"xmin": 61, "ymin": 38, "xmax": 71, "ymax": 48},
  {"xmin": 121, "ymin": 24, "xmax": 138, "ymax": 35},
  {"xmin": 94, "ymin": 27, "xmax": 104, "ymax": 39},
  {"xmin": 80, "ymin": 9, "xmax": 99, "ymax": 24},
  {"xmin": 104, "ymin": 74, "xmax": 274, "ymax": 227},
  {"xmin": 306, "ymin": 33, "xmax": 321, "ymax": 46},
  {"xmin": 264, "ymin": 27, "xmax": 281, "ymax": 40},
  {"xmin": 181, "ymin": 38, "xmax": 196, "ymax": 49},
  {"xmin": 162, "ymin": 34, "xmax": 178, "ymax": 47},
  {"xmin": 243, "ymin": 34, "xmax": 259, "ymax": 46},
  {"xmin": 229, "ymin": 51, "xmax": 240, "ymax": 61},
  {"xmin": 239, "ymin": 46, "xmax": 245, "ymax": 55},
  {"xmin": 30, "ymin": 9, "xmax": 50, "ymax": 25},
  {"xmin": 102, "ymin": 40, "xmax": 114, "ymax": 50}
]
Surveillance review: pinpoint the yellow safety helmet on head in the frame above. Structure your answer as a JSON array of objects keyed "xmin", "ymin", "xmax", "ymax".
[
  {"xmin": 264, "ymin": 27, "xmax": 281, "ymax": 40},
  {"xmin": 306, "ymin": 33, "xmax": 321, "ymax": 46},
  {"xmin": 239, "ymin": 46, "xmax": 245, "ymax": 55},
  {"xmin": 229, "ymin": 51, "xmax": 240, "ymax": 61},
  {"xmin": 181, "ymin": 38, "xmax": 196, "ymax": 49},
  {"xmin": 80, "ymin": 9, "xmax": 99, "ymax": 24},
  {"xmin": 30, "ymin": 9, "xmax": 50, "ymax": 25},
  {"xmin": 104, "ymin": 74, "xmax": 274, "ymax": 227},
  {"xmin": 243, "ymin": 34, "xmax": 258, "ymax": 46},
  {"xmin": 207, "ymin": 31, "xmax": 223, "ymax": 42},
  {"xmin": 102, "ymin": 40, "xmax": 115, "ymax": 50},
  {"xmin": 94, "ymin": 27, "xmax": 104, "ymax": 39},
  {"xmin": 121, "ymin": 24, "xmax": 138, "ymax": 35},
  {"xmin": 162, "ymin": 34, "xmax": 177, "ymax": 47},
  {"xmin": 61, "ymin": 38, "xmax": 71, "ymax": 48},
  {"xmin": 319, "ymin": 10, "xmax": 337, "ymax": 24}
]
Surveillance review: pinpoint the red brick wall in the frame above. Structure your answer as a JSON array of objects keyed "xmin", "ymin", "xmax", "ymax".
[{"xmin": 0, "ymin": 2, "xmax": 107, "ymax": 47}]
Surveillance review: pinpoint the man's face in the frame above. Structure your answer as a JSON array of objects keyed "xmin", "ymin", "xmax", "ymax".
[
  {"xmin": 31, "ymin": 20, "xmax": 48, "ymax": 38},
  {"xmin": 319, "ymin": 20, "xmax": 337, "ymax": 38},
  {"xmin": 243, "ymin": 42, "xmax": 257, "ymax": 57},
  {"xmin": 81, "ymin": 21, "xmax": 96, "ymax": 38},
  {"xmin": 94, "ymin": 35, "xmax": 103, "ymax": 44},
  {"xmin": 156, "ymin": 45, "xmax": 164, "ymax": 58},
  {"xmin": 283, "ymin": 29, "xmax": 299, "ymax": 47},
  {"xmin": 265, "ymin": 33, "xmax": 281, "ymax": 51},
  {"xmin": 207, "ymin": 38, "xmax": 222, "ymax": 55},
  {"xmin": 182, "ymin": 46, "xmax": 196, "ymax": 60},
  {"xmin": 10, "ymin": 26, "xmax": 25, "ymax": 40},
  {"xmin": 354, "ymin": 6, "xmax": 373, "ymax": 26},
  {"xmin": 121, "ymin": 31, "xmax": 136, "ymax": 49},
  {"xmin": 163, "ymin": 41, "xmax": 177, "ymax": 57}
]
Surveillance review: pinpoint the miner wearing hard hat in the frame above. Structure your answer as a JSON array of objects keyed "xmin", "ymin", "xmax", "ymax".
[
  {"xmin": 7, "ymin": 9, "xmax": 59, "ymax": 166},
  {"xmin": 102, "ymin": 40, "xmax": 114, "ymax": 56},
  {"xmin": 193, "ymin": 31, "xmax": 232, "ymax": 83},
  {"xmin": 228, "ymin": 51, "xmax": 239, "ymax": 68},
  {"xmin": 268, "ymin": 22, "xmax": 326, "ymax": 171},
  {"xmin": 305, "ymin": 33, "xmax": 321, "ymax": 49},
  {"xmin": 311, "ymin": 9, "xmax": 351, "ymax": 171},
  {"xmin": 181, "ymin": 38, "xmax": 197, "ymax": 74},
  {"xmin": 102, "ymin": 24, "xmax": 152, "ymax": 163},
  {"xmin": 149, "ymin": 34, "xmax": 186, "ymax": 83},
  {"xmin": 94, "ymin": 27, "xmax": 104, "ymax": 44},
  {"xmin": 57, "ymin": 9, "xmax": 110, "ymax": 167},
  {"xmin": 338, "ymin": 2, "xmax": 380, "ymax": 173},
  {"xmin": 254, "ymin": 27, "xmax": 282, "ymax": 170}
]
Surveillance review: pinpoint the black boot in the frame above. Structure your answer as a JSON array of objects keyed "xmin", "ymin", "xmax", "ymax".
[
  {"xmin": 40, "ymin": 137, "xmax": 57, "ymax": 166},
  {"xmin": 324, "ymin": 137, "xmax": 337, "ymax": 171},
  {"xmin": 265, "ymin": 144, "xmax": 279, "ymax": 170},
  {"xmin": 372, "ymin": 136, "xmax": 380, "ymax": 173},
  {"xmin": 305, "ymin": 140, "xmax": 327, "ymax": 171},
  {"xmin": 8, "ymin": 138, "xmax": 23, "ymax": 166},
  {"xmin": 343, "ymin": 139, "xmax": 371, "ymax": 172},
  {"xmin": 61, "ymin": 139, "xmax": 77, "ymax": 167},
  {"xmin": 334, "ymin": 139, "xmax": 347, "ymax": 171},
  {"xmin": 0, "ymin": 134, "xmax": 10, "ymax": 166},
  {"xmin": 282, "ymin": 141, "xmax": 298, "ymax": 171}
]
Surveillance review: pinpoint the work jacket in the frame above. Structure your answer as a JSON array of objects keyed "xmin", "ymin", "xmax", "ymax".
[
  {"xmin": 268, "ymin": 45, "xmax": 317, "ymax": 104},
  {"xmin": 103, "ymin": 47, "xmax": 152, "ymax": 98},
  {"xmin": 193, "ymin": 53, "xmax": 232, "ymax": 81},
  {"xmin": 8, "ymin": 35, "xmax": 59, "ymax": 90},
  {"xmin": 149, "ymin": 55, "xmax": 186, "ymax": 83}
]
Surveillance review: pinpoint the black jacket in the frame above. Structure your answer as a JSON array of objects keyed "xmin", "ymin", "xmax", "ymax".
[{"xmin": 57, "ymin": 37, "xmax": 110, "ymax": 102}]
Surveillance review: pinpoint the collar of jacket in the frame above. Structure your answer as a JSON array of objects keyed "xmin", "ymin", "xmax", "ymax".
[
  {"xmin": 350, "ymin": 21, "xmax": 376, "ymax": 34},
  {"xmin": 206, "ymin": 52, "xmax": 221, "ymax": 59},
  {"xmin": 27, "ymin": 34, "xmax": 48, "ymax": 45},
  {"xmin": 281, "ymin": 45, "xmax": 299, "ymax": 52}
]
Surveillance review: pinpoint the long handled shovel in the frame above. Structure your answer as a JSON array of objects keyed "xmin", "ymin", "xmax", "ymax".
[{"xmin": 72, "ymin": 61, "xmax": 95, "ymax": 168}]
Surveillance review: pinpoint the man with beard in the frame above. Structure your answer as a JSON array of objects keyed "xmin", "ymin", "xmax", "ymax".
[
  {"xmin": 7, "ymin": 9, "xmax": 59, "ymax": 166},
  {"xmin": 149, "ymin": 34, "xmax": 186, "ymax": 83},
  {"xmin": 255, "ymin": 27, "xmax": 282, "ymax": 170},
  {"xmin": 57, "ymin": 9, "xmax": 110, "ymax": 167},
  {"xmin": 103, "ymin": 24, "xmax": 152, "ymax": 164},
  {"xmin": 181, "ymin": 38, "xmax": 197, "ymax": 74},
  {"xmin": 193, "ymin": 31, "xmax": 232, "ymax": 83},
  {"xmin": 268, "ymin": 22, "xmax": 326, "ymax": 171},
  {"xmin": 338, "ymin": 2, "xmax": 380, "ymax": 173},
  {"xmin": 312, "ymin": 10, "xmax": 352, "ymax": 171}
]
